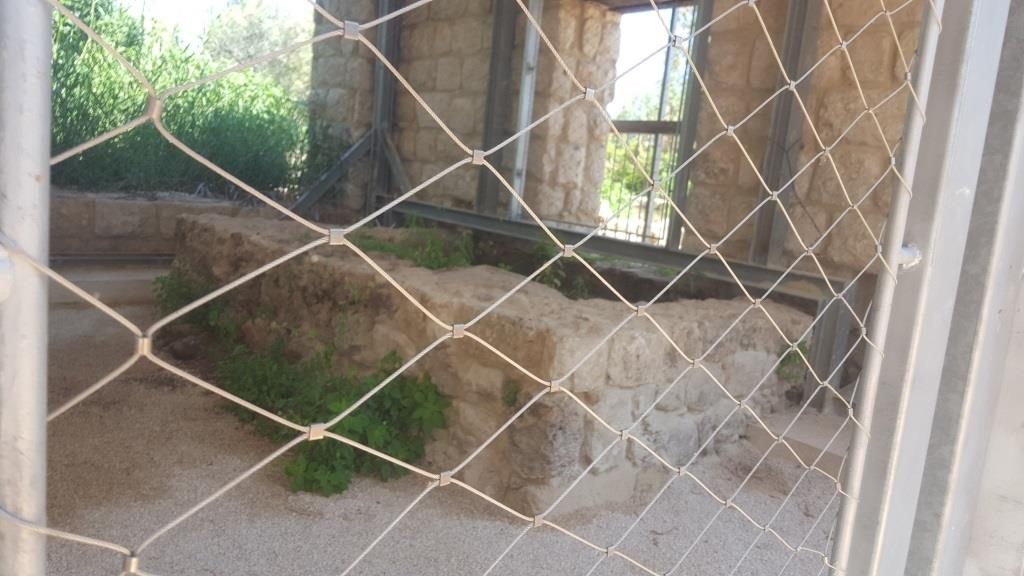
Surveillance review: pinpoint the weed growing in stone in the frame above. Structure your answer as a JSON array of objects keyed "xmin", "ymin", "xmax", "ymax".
[
  {"xmin": 153, "ymin": 263, "xmax": 238, "ymax": 340},
  {"xmin": 219, "ymin": 346, "xmax": 448, "ymax": 495},
  {"xmin": 153, "ymin": 265, "xmax": 450, "ymax": 496}
]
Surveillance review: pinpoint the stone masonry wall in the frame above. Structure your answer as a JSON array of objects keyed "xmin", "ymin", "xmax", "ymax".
[
  {"xmin": 49, "ymin": 190, "xmax": 271, "ymax": 255},
  {"xmin": 308, "ymin": 0, "xmax": 922, "ymax": 274},
  {"xmin": 684, "ymin": 0, "xmax": 924, "ymax": 275},
  {"xmin": 176, "ymin": 213, "xmax": 811, "ymax": 514},
  {"xmin": 308, "ymin": 0, "xmax": 620, "ymax": 223}
]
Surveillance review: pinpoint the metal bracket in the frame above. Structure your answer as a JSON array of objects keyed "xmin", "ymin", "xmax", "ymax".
[
  {"xmin": 898, "ymin": 243, "xmax": 923, "ymax": 270},
  {"xmin": 0, "ymin": 247, "xmax": 12, "ymax": 303}
]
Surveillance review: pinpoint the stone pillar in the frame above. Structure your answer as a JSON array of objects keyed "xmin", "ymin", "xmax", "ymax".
[{"xmin": 681, "ymin": 0, "xmax": 922, "ymax": 276}]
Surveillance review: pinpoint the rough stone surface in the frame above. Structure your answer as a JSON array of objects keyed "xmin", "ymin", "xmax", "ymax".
[
  {"xmin": 176, "ymin": 214, "xmax": 812, "ymax": 514},
  {"xmin": 50, "ymin": 190, "xmax": 262, "ymax": 255},
  {"xmin": 306, "ymin": 0, "xmax": 922, "ymax": 274}
]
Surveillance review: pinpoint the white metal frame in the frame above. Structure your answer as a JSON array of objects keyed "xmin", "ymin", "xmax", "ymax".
[
  {"xmin": 0, "ymin": 1, "xmax": 52, "ymax": 575},
  {"xmin": 831, "ymin": 0, "xmax": 1015, "ymax": 574}
]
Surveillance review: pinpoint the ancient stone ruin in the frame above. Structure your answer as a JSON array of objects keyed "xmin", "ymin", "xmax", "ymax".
[{"xmin": 175, "ymin": 214, "xmax": 810, "ymax": 512}]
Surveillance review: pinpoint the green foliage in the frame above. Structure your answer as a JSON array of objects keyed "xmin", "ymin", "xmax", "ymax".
[
  {"xmin": 218, "ymin": 346, "xmax": 449, "ymax": 495},
  {"xmin": 351, "ymin": 227, "xmax": 474, "ymax": 270},
  {"xmin": 776, "ymin": 342, "xmax": 810, "ymax": 384},
  {"xmin": 51, "ymin": 0, "xmax": 307, "ymax": 192},
  {"xmin": 202, "ymin": 0, "xmax": 313, "ymax": 101},
  {"xmin": 530, "ymin": 242, "xmax": 590, "ymax": 299},
  {"xmin": 501, "ymin": 381, "xmax": 519, "ymax": 408},
  {"xmin": 152, "ymin": 263, "xmax": 238, "ymax": 340}
]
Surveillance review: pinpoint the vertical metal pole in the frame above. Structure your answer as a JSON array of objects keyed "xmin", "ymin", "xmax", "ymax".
[
  {"xmin": 476, "ymin": 0, "xmax": 517, "ymax": 216},
  {"xmin": 509, "ymin": 0, "xmax": 543, "ymax": 220},
  {"xmin": 905, "ymin": 3, "xmax": 1024, "ymax": 572},
  {"xmin": 367, "ymin": 0, "xmax": 400, "ymax": 221},
  {"xmin": 831, "ymin": 0, "xmax": 1012, "ymax": 574},
  {"xmin": 0, "ymin": 1, "xmax": 52, "ymax": 575},
  {"xmin": 748, "ymin": 0, "xmax": 820, "ymax": 266},
  {"xmin": 643, "ymin": 8, "xmax": 678, "ymax": 242},
  {"xmin": 667, "ymin": 0, "xmax": 711, "ymax": 251}
]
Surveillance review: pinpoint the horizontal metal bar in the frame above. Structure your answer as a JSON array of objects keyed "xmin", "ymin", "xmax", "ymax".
[
  {"xmin": 394, "ymin": 200, "xmax": 845, "ymax": 300},
  {"xmin": 611, "ymin": 120, "xmax": 679, "ymax": 135}
]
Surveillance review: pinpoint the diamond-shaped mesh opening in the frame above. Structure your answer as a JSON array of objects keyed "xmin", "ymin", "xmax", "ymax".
[{"xmin": 2, "ymin": 0, "xmax": 945, "ymax": 574}]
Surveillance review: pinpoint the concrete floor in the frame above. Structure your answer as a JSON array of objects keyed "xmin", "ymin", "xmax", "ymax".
[{"xmin": 44, "ymin": 266, "xmax": 838, "ymax": 576}]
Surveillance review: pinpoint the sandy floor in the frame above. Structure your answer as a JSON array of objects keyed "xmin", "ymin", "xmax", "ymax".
[{"xmin": 45, "ymin": 300, "xmax": 839, "ymax": 576}]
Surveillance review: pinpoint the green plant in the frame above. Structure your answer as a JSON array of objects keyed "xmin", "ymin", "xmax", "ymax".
[
  {"xmin": 153, "ymin": 263, "xmax": 238, "ymax": 339},
  {"xmin": 351, "ymin": 227, "xmax": 474, "ymax": 270},
  {"xmin": 532, "ymin": 242, "xmax": 566, "ymax": 291},
  {"xmin": 218, "ymin": 345, "xmax": 449, "ymax": 495},
  {"xmin": 776, "ymin": 341, "xmax": 810, "ymax": 384},
  {"xmin": 501, "ymin": 381, "xmax": 519, "ymax": 408},
  {"xmin": 51, "ymin": 0, "xmax": 307, "ymax": 192}
]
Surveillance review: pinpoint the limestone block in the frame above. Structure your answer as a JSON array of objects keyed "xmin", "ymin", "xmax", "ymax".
[
  {"xmin": 51, "ymin": 193, "xmax": 94, "ymax": 241},
  {"xmin": 844, "ymin": 32, "xmax": 895, "ymax": 88},
  {"xmin": 815, "ymin": 87, "xmax": 906, "ymax": 147},
  {"xmin": 448, "ymin": 95, "xmax": 477, "ymax": 134},
  {"xmin": 94, "ymin": 198, "xmax": 157, "ymax": 238},
  {"xmin": 749, "ymin": 35, "xmax": 781, "ymax": 90},
  {"xmin": 157, "ymin": 201, "xmax": 237, "ymax": 239},
  {"xmin": 451, "ymin": 17, "xmax": 485, "ymax": 55},
  {"xmin": 460, "ymin": 53, "xmax": 489, "ymax": 91},
  {"xmin": 692, "ymin": 137, "xmax": 740, "ymax": 186},
  {"xmin": 436, "ymin": 56, "xmax": 463, "ymax": 90},
  {"xmin": 707, "ymin": 32, "xmax": 754, "ymax": 88},
  {"xmin": 782, "ymin": 201, "xmax": 834, "ymax": 257},
  {"xmin": 710, "ymin": 0, "xmax": 755, "ymax": 32},
  {"xmin": 430, "ymin": 0, "xmax": 466, "ymax": 21},
  {"xmin": 640, "ymin": 411, "xmax": 700, "ymax": 467}
]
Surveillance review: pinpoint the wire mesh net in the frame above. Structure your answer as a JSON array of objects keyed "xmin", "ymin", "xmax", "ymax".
[{"xmin": 0, "ymin": 0, "xmax": 941, "ymax": 574}]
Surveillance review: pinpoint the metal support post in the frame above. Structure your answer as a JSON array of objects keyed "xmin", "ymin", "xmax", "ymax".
[
  {"xmin": 0, "ymin": 1, "xmax": 53, "ymax": 575},
  {"xmin": 905, "ymin": 2, "xmax": 1024, "ymax": 572},
  {"xmin": 509, "ymin": 0, "xmax": 543, "ymax": 220},
  {"xmin": 831, "ymin": 1, "xmax": 1012, "ymax": 574},
  {"xmin": 748, "ymin": 0, "xmax": 820, "ymax": 266},
  {"xmin": 476, "ymin": 0, "xmax": 518, "ymax": 216},
  {"xmin": 666, "ymin": 0, "xmax": 711, "ymax": 251}
]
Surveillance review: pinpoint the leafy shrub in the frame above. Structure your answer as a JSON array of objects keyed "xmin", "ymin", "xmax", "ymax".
[
  {"xmin": 530, "ymin": 242, "xmax": 590, "ymax": 299},
  {"xmin": 153, "ymin": 262, "xmax": 450, "ymax": 496},
  {"xmin": 219, "ymin": 345, "xmax": 449, "ymax": 494},
  {"xmin": 153, "ymin": 263, "xmax": 239, "ymax": 340},
  {"xmin": 51, "ymin": 0, "xmax": 307, "ymax": 192}
]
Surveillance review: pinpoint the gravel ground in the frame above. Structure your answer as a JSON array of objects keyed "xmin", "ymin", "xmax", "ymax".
[{"xmin": 46, "ymin": 301, "xmax": 838, "ymax": 576}]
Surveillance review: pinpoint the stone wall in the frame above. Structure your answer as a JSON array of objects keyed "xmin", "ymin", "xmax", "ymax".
[
  {"xmin": 684, "ymin": 0, "xmax": 923, "ymax": 275},
  {"xmin": 50, "ymin": 190, "xmax": 269, "ymax": 255},
  {"xmin": 308, "ymin": 0, "xmax": 923, "ymax": 275},
  {"xmin": 308, "ymin": 0, "xmax": 620, "ymax": 223},
  {"xmin": 175, "ymin": 213, "xmax": 811, "ymax": 513}
]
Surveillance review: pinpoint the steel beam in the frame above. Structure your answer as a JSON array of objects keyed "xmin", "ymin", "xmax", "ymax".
[{"xmin": 394, "ymin": 199, "xmax": 841, "ymax": 300}]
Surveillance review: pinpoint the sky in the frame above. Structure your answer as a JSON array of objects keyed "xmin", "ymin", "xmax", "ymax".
[{"xmin": 120, "ymin": 0, "xmax": 311, "ymax": 46}]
